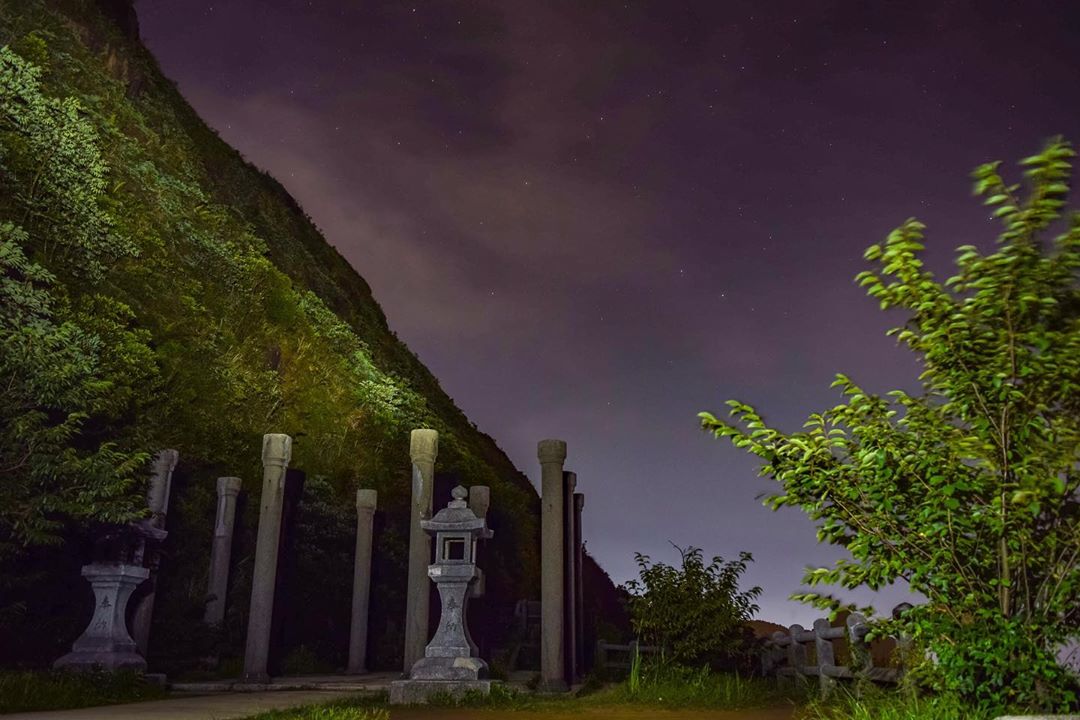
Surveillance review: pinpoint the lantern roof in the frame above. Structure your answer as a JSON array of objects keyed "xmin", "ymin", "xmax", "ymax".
[{"xmin": 422, "ymin": 486, "xmax": 492, "ymax": 538}]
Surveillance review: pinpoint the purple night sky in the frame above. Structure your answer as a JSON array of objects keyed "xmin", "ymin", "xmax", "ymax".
[{"xmin": 137, "ymin": 0, "xmax": 1080, "ymax": 625}]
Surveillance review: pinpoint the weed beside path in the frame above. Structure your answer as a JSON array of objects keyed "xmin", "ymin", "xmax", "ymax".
[
  {"xmin": 240, "ymin": 700, "xmax": 796, "ymax": 720},
  {"xmin": 0, "ymin": 670, "xmax": 165, "ymax": 714},
  {"xmin": 389, "ymin": 708, "xmax": 796, "ymax": 720},
  {"xmin": 0, "ymin": 689, "xmax": 360, "ymax": 719}
]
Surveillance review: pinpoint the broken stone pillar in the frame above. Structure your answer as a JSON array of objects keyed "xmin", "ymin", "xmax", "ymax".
[
  {"xmin": 347, "ymin": 489, "xmax": 377, "ymax": 674},
  {"xmin": 242, "ymin": 433, "xmax": 292, "ymax": 682},
  {"xmin": 573, "ymin": 492, "xmax": 585, "ymax": 678},
  {"xmin": 538, "ymin": 439, "xmax": 567, "ymax": 691},
  {"xmin": 563, "ymin": 471, "xmax": 578, "ymax": 683},
  {"xmin": 130, "ymin": 449, "xmax": 178, "ymax": 658},
  {"xmin": 404, "ymin": 428, "xmax": 438, "ymax": 672},
  {"xmin": 146, "ymin": 449, "xmax": 179, "ymax": 522},
  {"xmin": 204, "ymin": 476, "xmax": 242, "ymax": 626},
  {"xmin": 54, "ymin": 563, "xmax": 150, "ymax": 672},
  {"xmin": 468, "ymin": 485, "xmax": 490, "ymax": 600},
  {"xmin": 468, "ymin": 485, "xmax": 490, "ymax": 520}
]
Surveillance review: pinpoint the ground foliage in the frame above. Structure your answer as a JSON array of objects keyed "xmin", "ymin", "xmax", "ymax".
[
  {"xmin": 239, "ymin": 699, "xmax": 388, "ymax": 720},
  {"xmin": 701, "ymin": 138, "xmax": 1080, "ymax": 712},
  {"xmin": 0, "ymin": 669, "xmax": 165, "ymax": 713},
  {"xmin": 797, "ymin": 685, "xmax": 993, "ymax": 720},
  {"xmin": 0, "ymin": 0, "xmax": 556, "ymax": 671},
  {"xmin": 624, "ymin": 545, "xmax": 762, "ymax": 670}
]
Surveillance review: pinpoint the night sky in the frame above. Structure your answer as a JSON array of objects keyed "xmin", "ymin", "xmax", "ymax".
[{"xmin": 138, "ymin": 0, "xmax": 1080, "ymax": 625}]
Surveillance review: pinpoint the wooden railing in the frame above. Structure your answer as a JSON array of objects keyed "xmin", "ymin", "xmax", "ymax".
[
  {"xmin": 596, "ymin": 608, "xmax": 909, "ymax": 696},
  {"xmin": 762, "ymin": 612, "xmax": 908, "ymax": 696}
]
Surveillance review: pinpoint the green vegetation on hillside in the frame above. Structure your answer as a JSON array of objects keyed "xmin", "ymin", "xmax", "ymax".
[{"xmin": 0, "ymin": 0, "xmax": 545, "ymax": 672}]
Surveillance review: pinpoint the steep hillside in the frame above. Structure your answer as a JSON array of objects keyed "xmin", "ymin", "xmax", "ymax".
[{"xmin": 0, "ymin": 0, "xmax": 567, "ymax": 672}]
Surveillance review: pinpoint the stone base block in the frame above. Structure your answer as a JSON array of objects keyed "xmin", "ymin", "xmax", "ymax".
[
  {"xmin": 389, "ymin": 679, "xmax": 498, "ymax": 705},
  {"xmin": 409, "ymin": 655, "xmax": 488, "ymax": 681},
  {"xmin": 53, "ymin": 649, "xmax": 147, "ymax": 673}
]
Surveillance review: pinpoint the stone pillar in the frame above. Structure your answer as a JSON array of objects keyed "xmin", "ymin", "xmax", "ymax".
[
  {"xmin": 268, "ymin": 469, "xmax": 305, "ymax": 673},
  {"xmin": 131, "ymin": 449, "xmax": 178, "ymax": 657},
  {"xmin": 204, "ymin": 476, "xmax": 242, "ymax": 626},
  {"xmin": 347, "ymin": 489, "xmax": 378, "ymax": 674},
  {"xmin": 54, "ymin": 563, "xmax": 150, "ymax": 671},
  {"xmin": 146, "ymin": 449, "xmax": 179, "ymax": 522},
  {"xmin": 468, "ymin": 486, "xmax": 490, "ymax": 600},
  {"xmin": 573, "ymin": 492, "xmax": 585, "ymax": 678},
  {"xmin": 562, "ymin": 471, "xmax": 577, "ymax": 683},
  {"xmin": 468, "ymin": 485, "xmax": 490, "ymax": 520},
  {"xmin": 404, "ymin": 429, "xmax": 438, "ymax": 672},
  {"xmin": 242, "ymin": 433, "xmax": 292, "ymax": 682},
  {"xmin": 538, "ymin": 439, "xmax": 567, "ymax": 691}
]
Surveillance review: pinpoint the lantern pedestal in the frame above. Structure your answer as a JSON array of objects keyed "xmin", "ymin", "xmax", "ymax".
[
  {"xmin": 390, "ymin": 679, "xmax": 496, "ymax": 705},
  {"xmin": 54, "ymin": 563, "xmax": 149, "ymax": 672},
  {"xmin": 391, "ymin": 486, "xmax": 499, "ymax": 704}
]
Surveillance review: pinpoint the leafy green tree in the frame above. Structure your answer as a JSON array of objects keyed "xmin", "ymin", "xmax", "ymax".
[
  {"xmin": 700, "ymin": 138, "xmax": 1080, "ymax": 711},
  {"xmin": 0, "ymin": 47, "xmax": 156, "ymax": 553},
  {"xmin": 0, "ymin": 47, "xmax": 135, "ymax": 280},
  {"xmin": 625, "ymin": 545, "xmax": 761, "ymax": 669},
  {"xmin": 0, "ymin": 223, "xmax": 155, "ymax": 551}
]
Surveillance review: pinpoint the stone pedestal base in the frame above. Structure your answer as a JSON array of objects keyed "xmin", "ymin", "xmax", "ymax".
[
  {"xmin": 389, "ymin": 679, "xmax": 498, "ymax": 705},
  {"xmin": 54, "ymin": 563, "xmax": 149, "ymax": 672},
  {"xmin": 409, "ymin": 655, "xmax": 488, "ymax": 681}
]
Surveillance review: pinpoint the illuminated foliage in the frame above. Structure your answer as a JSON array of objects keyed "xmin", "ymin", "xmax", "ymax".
[
  {"xmin": 702, "ymin": 139, "xmax": 1080, "ymax": 711},
  {"xmin": 0, "ymin": 3, "xmax": 541, "ymax": 670}
]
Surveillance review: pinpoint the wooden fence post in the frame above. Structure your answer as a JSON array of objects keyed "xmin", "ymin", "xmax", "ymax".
[
  {"xmin": 845, "ymin": 613, "xmax": 872, "ymax": 695},
  {"xmin": 768, "ymin": 630, "xmax": 787, "ymax": 688},
  {"xmin": 788, "ymin": 624, "xmax": 808, "ymax": 683},
  {"xmin": 813, "ymin": 618, "xmax": 836, "ymax": 698}
]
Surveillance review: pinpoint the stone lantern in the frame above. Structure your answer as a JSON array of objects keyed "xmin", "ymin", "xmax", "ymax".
[{"xmin": 390, "ymin": 486, "xmax": 496, "ymax": 704}]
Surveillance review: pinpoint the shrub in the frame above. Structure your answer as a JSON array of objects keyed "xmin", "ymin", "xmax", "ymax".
[{"xmin": 625, "ymin": 545, "xmax": 761, "ymax": 670}]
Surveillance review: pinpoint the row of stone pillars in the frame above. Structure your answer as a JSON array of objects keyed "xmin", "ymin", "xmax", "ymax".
[
  {"xmin": 237, "ymin": 435, "xmax": 387, "ymax": 680},
  {"xmin": 216, "ymin": 428, "xmax": 494, "ymax": 681},
  {"xmin": 198, "ymin": 434, "xmax": 380, "ymax": 680},
  {"xmin": 226, "ymin": 430, "xmax": 582, "ymax": 686},
  {"xmin": 56, "ymin": 429, "xmax": 584, "ymax": 688},
  {"xmin": 538, "ymin": 439, "xmax": 586, "ymax": 690},
  {"xmin": 53, "ymin": 436, "xmax": 382, "ymax": 680},
  {"xmin": 237, "ymin": 427, "xmax": 495, "ymax": 680}
]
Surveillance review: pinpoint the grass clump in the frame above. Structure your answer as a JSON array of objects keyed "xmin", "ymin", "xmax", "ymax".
[
  {"xmin": 0, "ymin": 670, "xmax": 166, "ymax": 714},
  {"xmin": 239, "ymin": 696, "xmax": 388, "ymax": 720},
  {"xmin": 609, "ymin": 661, "xmax": 803, "ymax": 709},
  {"xmin": 798, "ymin": 685, "xmax": 991, "ymax": 720},
  {"xmin": 421, "ymin": 660, "xmax": 799, "ymax": 712}
]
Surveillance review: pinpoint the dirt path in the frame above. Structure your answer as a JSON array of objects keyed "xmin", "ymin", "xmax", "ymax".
[
  {"xmin": 389, "ymin": 707, "xmax": 797, "ymax": 720},
  {"xmin": 0, "ymin": 690, "xmax": 359, "ymax": 719},
  {"xmin": 4, "ymin": 693, "xmax": 797, "ymax": 720}
]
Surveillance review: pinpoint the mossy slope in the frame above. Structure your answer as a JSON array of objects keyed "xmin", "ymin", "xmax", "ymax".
[{"xmin": 0, "ymin": 0, "xmax": 564, "ymax": 671}]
